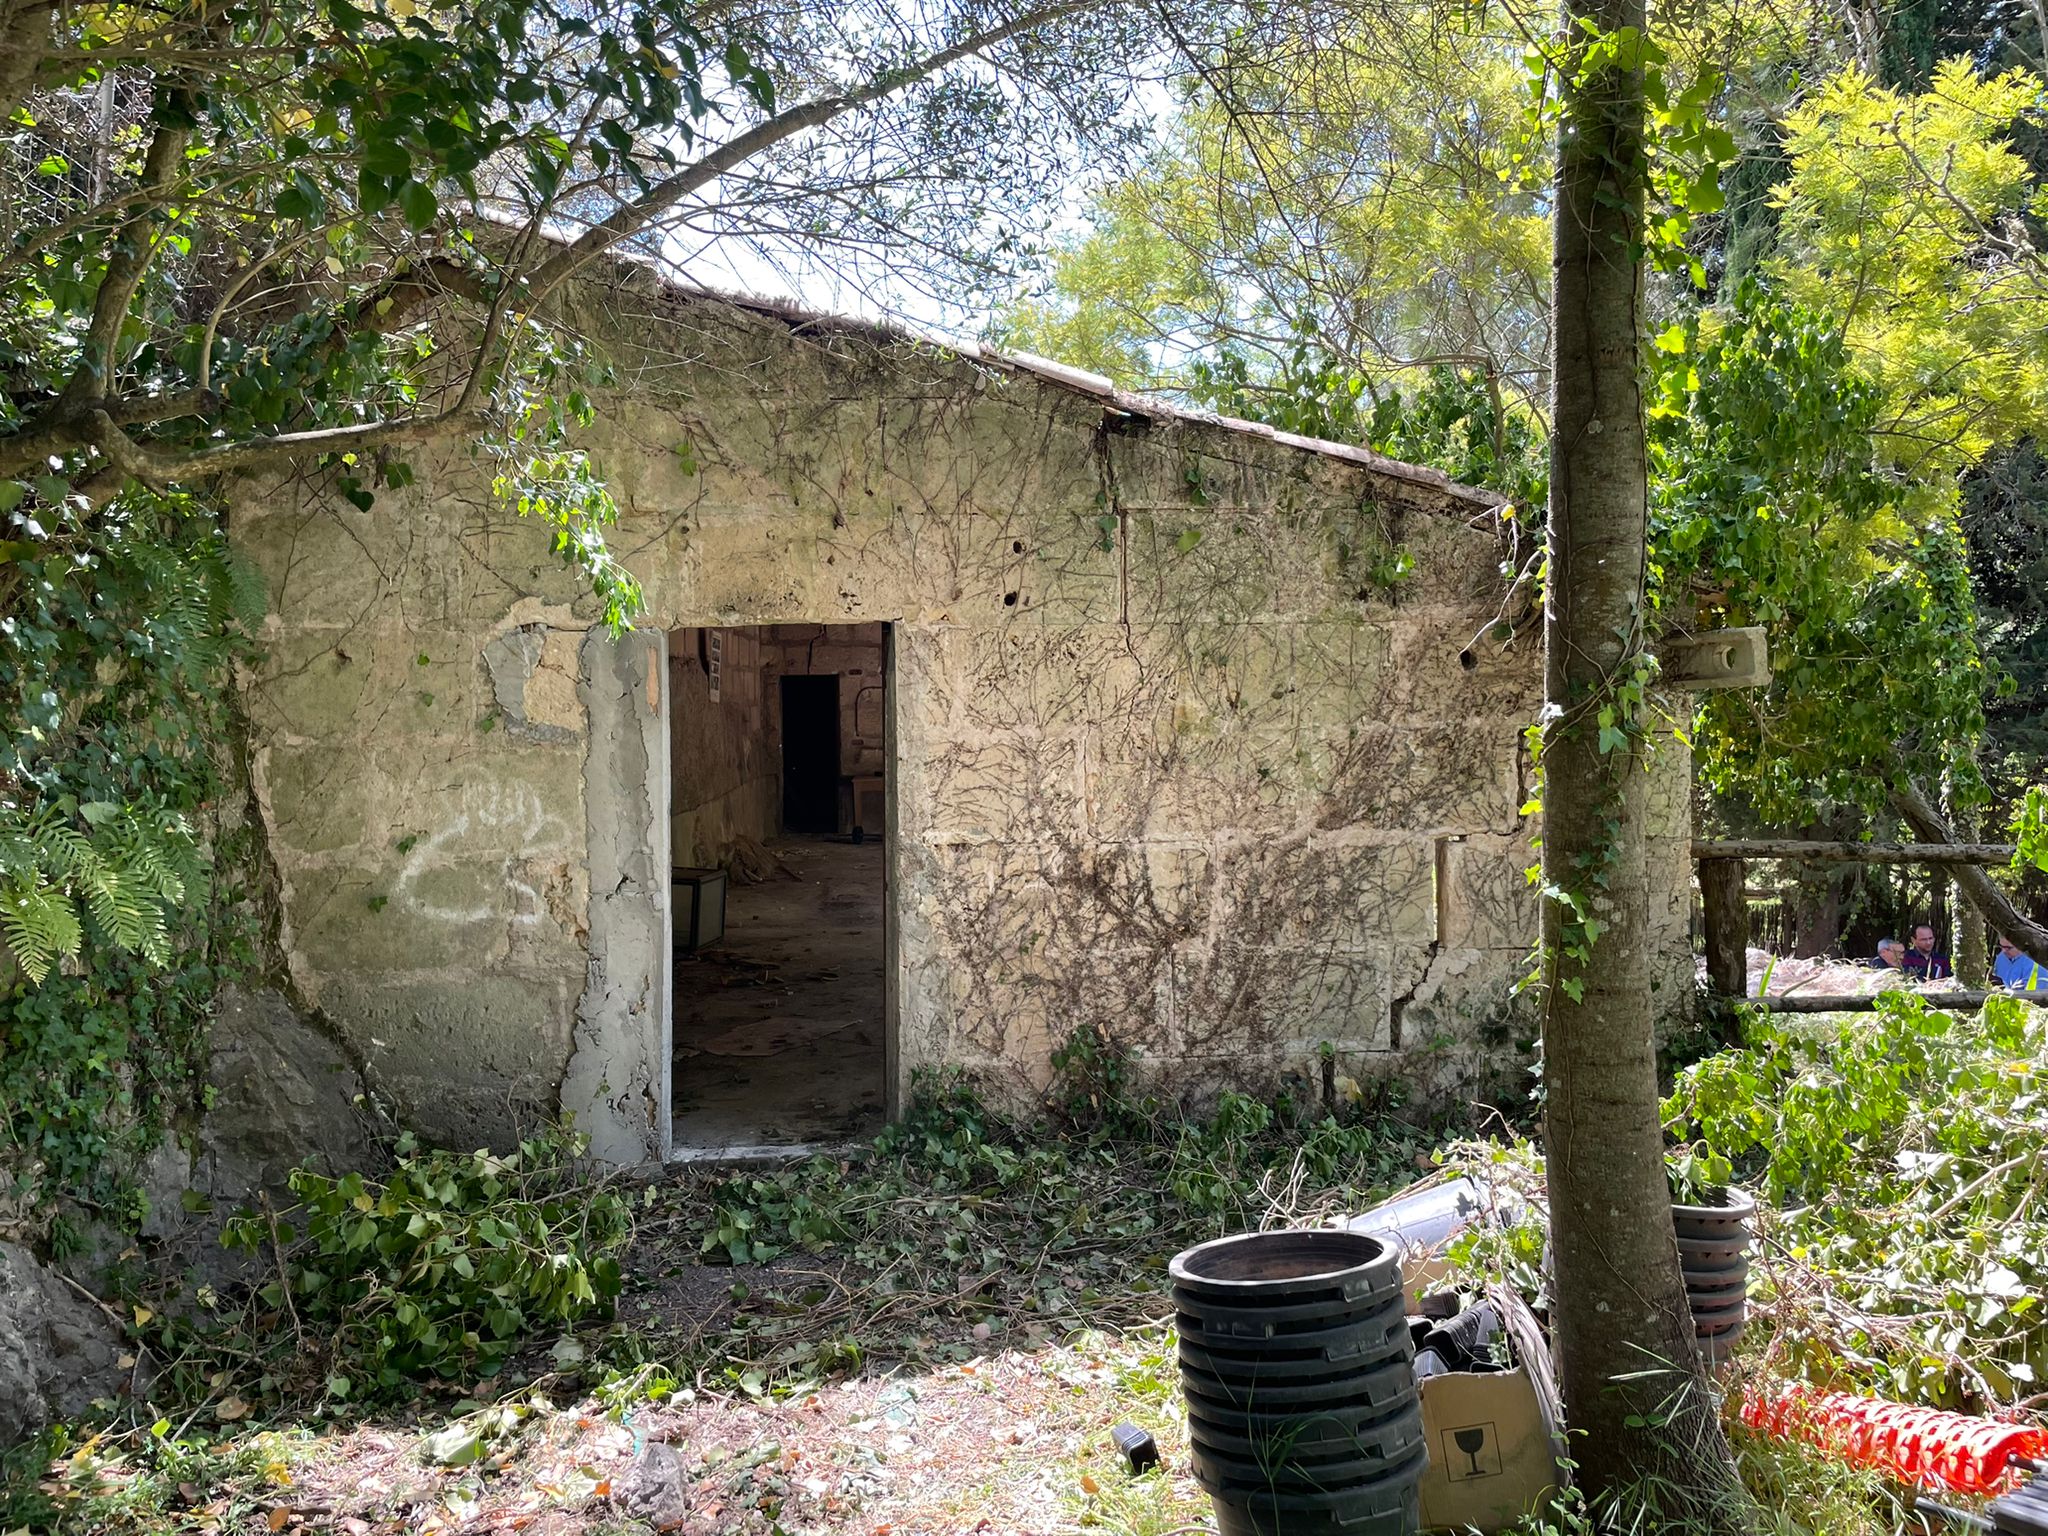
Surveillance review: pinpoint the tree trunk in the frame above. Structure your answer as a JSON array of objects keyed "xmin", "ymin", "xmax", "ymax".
[
  {"xmin": 1541, "ymin": 0, "xmax": 1752, "ymax": 1518},
  {"xmin": 1790, "ymin": 871, "xmax": 1842, "ymax": 956},
  {"xmin": 1957, "ymin": 900, "xmax": 1989, "ymax": 985},
  {"xmin": 1700, "ymin": 857, "xmax": 1748, "ymax": 998}
]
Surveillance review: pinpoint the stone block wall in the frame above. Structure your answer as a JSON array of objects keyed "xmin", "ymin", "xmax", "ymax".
[
  {"xmin": 667, "ymin": 626, "xmax": 774, "ymax": 868},
  {"xmin": 232, "ymin": 262, "xmax": 1695, "ymax": 1163}
]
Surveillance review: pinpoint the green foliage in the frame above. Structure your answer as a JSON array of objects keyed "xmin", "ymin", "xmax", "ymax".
[
  {"xmin": 2016, "ymin": 784, "xmax": 2048, "ymax": 874},
  {"xmin": 0, "ymin": 490, "xmax": 260, "ymax": 1234},
  {"xmin": 1046, "ymin": 1020, "xmax": 1152, "ymax": 1130},
  {"xmin": 219, "ymin": 1126, "xmax": 630, "ymax": 1397},
  {"xmin": 2, "ymin": 1417, "xmax": 312, "ymax": 1536},
  {"xmin": 996, "ymin": 4, "xmax": 1550, "ymax": 411},
  {"xmin": 0, "ymin": 800, "xmax": 193, "ymax": 983},
  {"xmin": 1188, "ymin": 340, "xmax": 1548, "ymax": 514},
  {"xmin": 0, "ymin": 945, "xmax": 237, "ymax": 1244},
  {"xmin": 1648, "ymin": 281, "xmax": 1988, "ymax": 818},
  {"xmin": 1769, "ymin": 60, "xmax": 2048, "ymax": 479},
  {"xmin": 1666, "ymin": 993, "xmax": 2048, "ymax": 1405}
]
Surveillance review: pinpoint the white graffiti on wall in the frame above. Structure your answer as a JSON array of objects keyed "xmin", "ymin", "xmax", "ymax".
[{"xmin": 396, "ymin": 780, "xmax": 572, "ymax": 925}]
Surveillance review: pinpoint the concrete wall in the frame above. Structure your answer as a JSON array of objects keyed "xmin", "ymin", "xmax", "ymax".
[
  {"xmin": 233, "ymin": 262, "xmax": 1694, "ymax": 1164},
  {"xmin": 668, "ymin": 627, "xmax": 775, "ymax": 868},
  {"xmin": 762, "ymin": 622, "xmax": 888, "ymax": 781}
]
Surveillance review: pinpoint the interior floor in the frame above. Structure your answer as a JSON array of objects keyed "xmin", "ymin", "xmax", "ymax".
[{"xmin": 671, "ymin": 836, "xmax": 885, "ymax": 1156}]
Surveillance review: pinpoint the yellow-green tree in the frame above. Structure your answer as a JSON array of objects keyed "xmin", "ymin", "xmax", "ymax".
[
  {"xmin": 999, "ymin": 6, "xmax": 1550, "ymax": 412},
  {"xmin": 1769, "ymin": 60, "xmax": 2048, "ymax": 478}
]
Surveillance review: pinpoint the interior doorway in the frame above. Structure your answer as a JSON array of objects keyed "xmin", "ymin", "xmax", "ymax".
[
  {"xmin": 780, "ymin": 675, "xmax": 840, "ymax": 833},
  {"xmin": 664, "ymin": 623, "xmax": 891, "ymax": 1157}
]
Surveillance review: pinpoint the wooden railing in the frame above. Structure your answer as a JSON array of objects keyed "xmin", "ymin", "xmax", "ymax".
[{"xmin": 1692, "ymin": 840, "xmax": 2041, "ymax": 1011}]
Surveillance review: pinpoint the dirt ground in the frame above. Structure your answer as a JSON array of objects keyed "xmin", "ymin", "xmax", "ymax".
[
  {"xmin": 64, "ymin": 1329, "xmax": 1210, "ymax": 1536},
  {"xmin": 672, "ymin": 837, "xmax": 887, "ymax": 1157}
]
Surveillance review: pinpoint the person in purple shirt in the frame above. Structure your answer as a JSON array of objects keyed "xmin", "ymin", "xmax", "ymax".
[{"xmin": 1901, "ymin": 924, "xmax": 1950, "ymax": 981}]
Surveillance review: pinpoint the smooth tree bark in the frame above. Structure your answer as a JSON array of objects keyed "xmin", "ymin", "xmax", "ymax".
[{"xmin": 1539, "ymin": 0, "xmax": 1753, "ymax": 1520}]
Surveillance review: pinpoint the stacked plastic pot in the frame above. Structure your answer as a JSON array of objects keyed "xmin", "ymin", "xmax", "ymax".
[
  {"xmin": 1170, "ymin": 1230, "xmax": 1425, "ymax": 1536},
  {"xmin": 1672, "ymin": 1185, "xmax": 1755, "ymax": 1360}
]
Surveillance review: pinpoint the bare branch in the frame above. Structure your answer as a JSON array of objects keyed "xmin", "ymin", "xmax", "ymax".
[{"xmin": 523, "ymin": 0, "xmax": 1111, "ymax": 301}]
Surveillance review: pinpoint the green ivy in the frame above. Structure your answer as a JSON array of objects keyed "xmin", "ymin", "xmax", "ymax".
[{"xmin": 0, "ymin": 491, "xmax": 260, "ymax": 1241}]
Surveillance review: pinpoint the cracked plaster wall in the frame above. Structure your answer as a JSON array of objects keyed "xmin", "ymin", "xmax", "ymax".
[{"xmin": 232, "ymin": 266, "xmax": 1694, "ymax": 1164}]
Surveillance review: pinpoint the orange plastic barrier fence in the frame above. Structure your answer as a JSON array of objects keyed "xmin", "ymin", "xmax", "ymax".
[{"xmin": 1739, "ymin": 1383, "xmax": 2046, "ymax": 1495}]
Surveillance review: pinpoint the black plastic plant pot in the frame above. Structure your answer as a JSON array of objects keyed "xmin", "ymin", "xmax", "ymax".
[
  {"xmin": 1180, "ymin": 1358, "xmax": 1418, "ymax": 1418},
  {"xmin": 1671, "ymin": 1185, "xmax": 1758, "ymax": 1238},
  {"xmin": 1171, "ymin": 1230, "xmax": 1406, "ymax": 1310},
  {"xmin": 1171, "ymin": 1229, "xmax": 1423, "ymax": 1535},
  {"xmin": 1675, "ymin": 1231, "xmax": 1752, "ymax": 1263},
  {"xmin": 1680, "ymin": 1252, "xmax": 1750, "ymax": 1284},
  {"xmin": 1187, "ymin": 1401, "xmax": 1428, "ymax": 1472},
  {"xmin": 1685, "ymin": 1272, "xmax": 1748, "ymax": 1302},
  {"xmin": 1177, "ymin": 1309, "xmax": 1413, "ymax": 1377},
  {"xmin": 1699, "ymin": 1321, "xmax": 1747, "ymax": 1362},
  {"xmin": 1177, "ymin": 1287, "xmax": 1410, "ymax": 1338},
  {"xmin": 1686, "ymin": 1291, "xmax": 1748, "ymax": 1324},
  {"xmin": 1203, "ymin": 1453, "xmax": 1426, "ymax": 1536}
]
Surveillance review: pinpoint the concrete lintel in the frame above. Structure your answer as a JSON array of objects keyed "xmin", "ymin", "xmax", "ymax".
[{"xmin": 1660, "ymin": 626, "xmax": 1770, "ymax": 691}]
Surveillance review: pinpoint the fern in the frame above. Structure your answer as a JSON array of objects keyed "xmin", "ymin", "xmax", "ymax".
[
  {"xmin": 0, "ymin": 801, "xmax": 196, "ymax": 983},
  {"xmin": 0, "ymin": 881, "xmax": 84, "ymax": 984}
]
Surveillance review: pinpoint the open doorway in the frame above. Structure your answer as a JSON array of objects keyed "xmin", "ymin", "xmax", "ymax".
[
  {"xmin": 780, "ymin": 675, "xmax": 840, "ymax": 833},
  {"xmin": 664, "ymin": 623, "xmax": 890, "ymax": 1157}
]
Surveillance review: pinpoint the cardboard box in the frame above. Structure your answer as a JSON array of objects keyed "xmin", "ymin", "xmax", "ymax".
[{"xmin": 1416, "ymin": 1287, "xmax": 1564, "ymax": 1534}]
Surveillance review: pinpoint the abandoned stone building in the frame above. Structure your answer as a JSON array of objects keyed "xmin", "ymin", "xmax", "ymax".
[{"xmin": 231, "ymin": 257, "xmax": 1696, "ymax": 1167}]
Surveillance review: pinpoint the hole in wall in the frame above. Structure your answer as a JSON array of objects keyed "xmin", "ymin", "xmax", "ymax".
[{"xmin": 1003, "ymin": 591, "xmax": 1019, "ymax": 607}]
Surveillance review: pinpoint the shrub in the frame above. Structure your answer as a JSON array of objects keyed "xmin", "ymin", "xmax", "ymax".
[{"xmin": 1664, "ymin": 992, "xmax": 2048, "ymax": 1406}]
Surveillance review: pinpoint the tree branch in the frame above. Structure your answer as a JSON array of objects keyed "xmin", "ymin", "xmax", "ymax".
[
  {"xmin": 91, "ymin": 407, "xmax": 478, "ymax": 484},
  {"xmin": 55, "ymin": 81, "xmax": 198, "ymax": 411},
  {"xmin": 1889, "ymin": 775, "xmax": 2048, "ymax": 971},
  {"xmin": 522, "ymin": 0, "xmax": 1108, "ymax": 300},
  {"xmin": 0, "ymin": 253, "xmax": 490, "ymax": 480}
]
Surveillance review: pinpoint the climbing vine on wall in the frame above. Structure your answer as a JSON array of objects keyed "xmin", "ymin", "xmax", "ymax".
[{"xmin": 0, "ymin": 490, "xmax": 262, "ymax": 1245}]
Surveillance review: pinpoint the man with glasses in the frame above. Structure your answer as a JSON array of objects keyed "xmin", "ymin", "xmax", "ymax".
[{"xmin": 1994, "ymin": 935, "xmax": 2045, "ymax": 992}]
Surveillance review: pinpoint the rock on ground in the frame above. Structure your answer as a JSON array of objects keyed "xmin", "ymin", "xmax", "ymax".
[
  {"xmin": 0, "ymin": 1241, "xmax": 125, "ymax": 1447},
  {"xmin": 612, "ymin": 1440, "xmax": 692, "ymax": 1530}
]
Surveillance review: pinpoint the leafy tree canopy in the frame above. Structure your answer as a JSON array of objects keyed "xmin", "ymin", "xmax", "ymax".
[
  {"xmin": 1768, "ymin": 60, "xmax": 2048, "ymax": 478},
  {"xmin": 996, "ymin": 3, "xmax": 1551, "ymax": 414}
]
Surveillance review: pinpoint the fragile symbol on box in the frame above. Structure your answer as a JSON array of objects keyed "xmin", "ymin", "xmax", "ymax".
[{"xmin": 1442, "ymin": 1421, "xmax": 1504, "ymax": 1481}]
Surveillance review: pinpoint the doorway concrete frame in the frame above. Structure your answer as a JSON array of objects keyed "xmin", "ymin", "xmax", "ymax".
[{"xmin": 573, "ymin": 623, "xmax": 901, "ymax": 1166}]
